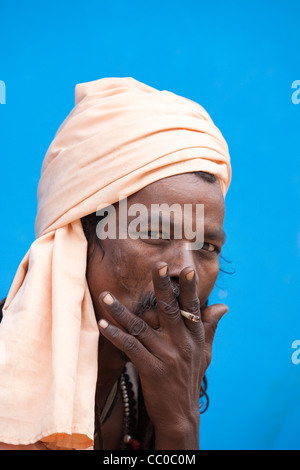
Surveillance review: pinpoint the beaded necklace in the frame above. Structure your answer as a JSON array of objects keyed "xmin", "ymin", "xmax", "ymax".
[
  {"xmin": 95, "ymin": 367, "xmax": 141, "ymax": 450},
  {"xmin": 120, "ymin": 370, "xmax": 140, "ymax": 450}
]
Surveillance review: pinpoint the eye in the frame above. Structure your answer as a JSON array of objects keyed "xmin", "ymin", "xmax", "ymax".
[
  {"xmin": 150, "ymin": 230, "xmax": 169, "ymax": 239},
  {"xmin": 202, "ymin": 242, "xmax": 220, "ymax": 253},
  {"xmin": 139, "ymin": 230, "xmax": 170, "ymax": 242}
]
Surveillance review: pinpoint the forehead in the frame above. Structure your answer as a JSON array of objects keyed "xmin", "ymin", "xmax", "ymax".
[
  {"xmin": 126, "ymin": 173, "xmax": 225, "ymax": 216},
  {"xmin": 113, "ymin": 173, "xmax": 226, "ymax": 247}
]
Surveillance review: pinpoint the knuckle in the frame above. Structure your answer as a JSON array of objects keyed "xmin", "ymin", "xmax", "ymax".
[
  {"xmin": 113, "ymin": 301, "xmax": 126, "ymax": 318},
  {"xmin": 179, "ymin": 341, "xmax": 194, "ymax": 360},
  {"xmin": 108, "ymin": 325, "xmax": 122, "ymax": 340},
  {"xmin": 157, "ymin": 298, "xmax": 179, "ymax": 317},
  {"xmin": 183, "ymin": 339, "xmax": 194, "ymax": 354},
  {"xmin": 156, "ymin": 275, "xmax": 171, "ymax": 292},
  {"xmin": 122, "ymin": 334, "xmax": 138, "ymax": 353},
  {"xmin": 183, "ymin": 297, "xmax": 200, "ymax": 315},
  {"xmin": 130, "ymin": 318, "xmax": 147, "ymax": 337}
]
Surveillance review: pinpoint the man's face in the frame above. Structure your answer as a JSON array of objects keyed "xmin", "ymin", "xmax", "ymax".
[{"xmin": 86, "ymin": 173, "xmax": 225, "ymax": 331}]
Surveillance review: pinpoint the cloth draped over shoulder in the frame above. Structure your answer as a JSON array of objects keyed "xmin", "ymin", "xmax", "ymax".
[{"xmin": 0, "ymin": 77, "xmax": 231, "ymax": 449}]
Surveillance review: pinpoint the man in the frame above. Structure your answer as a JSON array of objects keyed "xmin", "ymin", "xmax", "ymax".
[{"xmin": 0, "ymin": 78, "xmax": 231, "ymax": 449}]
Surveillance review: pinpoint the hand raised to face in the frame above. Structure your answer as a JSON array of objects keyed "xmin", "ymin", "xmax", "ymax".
[{"xmin": 98, "ymin": 261, "xmax": 228, "ymax": 450}]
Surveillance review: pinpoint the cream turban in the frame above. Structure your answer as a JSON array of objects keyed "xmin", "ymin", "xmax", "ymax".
[{"xmin": 0, "ymin": 77, "xmax": 231, "ymax": 449}]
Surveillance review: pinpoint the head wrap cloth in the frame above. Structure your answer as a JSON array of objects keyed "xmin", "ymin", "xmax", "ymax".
[{"xmin": 0, "ymin": 78, "xmax": 231, "ymax": 449}]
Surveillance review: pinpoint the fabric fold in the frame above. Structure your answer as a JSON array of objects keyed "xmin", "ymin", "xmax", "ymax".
[{"xmin": 1, "ymin": 223, "xmax": 98, "ymax": 448}]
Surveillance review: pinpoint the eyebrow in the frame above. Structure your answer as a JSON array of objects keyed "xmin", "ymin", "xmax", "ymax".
[{"xmin": 205, "ymin": 227, "xmax": 226, "ymax": 245}]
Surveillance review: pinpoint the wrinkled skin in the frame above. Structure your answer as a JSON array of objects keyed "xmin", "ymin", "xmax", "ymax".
[{"xmin": 86, "ymin": 173, "xmax": 229, "ymax": 450}]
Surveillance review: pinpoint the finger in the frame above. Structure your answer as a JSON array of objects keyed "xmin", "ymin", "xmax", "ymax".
[
  {"xmin": 99, "ymin": 291, "xmax": 157, "ymax": 350},
  {"xmin": 152, "ymin": 262, "xmax": 182, "ymax": 331},
  {"xmin": 201, "ymin": 303, "xmax": 229, "ymax": 347},
  {"xmin": 178, "ymin": 267, "xmax": 202, "ymax": 332},
  {"xmin": 98, "ymin": 318, "xmax": 153, "ymax": 370}
]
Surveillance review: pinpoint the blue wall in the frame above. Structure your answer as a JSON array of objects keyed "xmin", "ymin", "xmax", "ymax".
[{"xmin": 1, "ymin": 0, "xmax": 299, "ymax": 450}]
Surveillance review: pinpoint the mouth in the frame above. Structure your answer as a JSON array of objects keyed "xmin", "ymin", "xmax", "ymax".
[
  {"xmin": 133, "ymin": 283, "xmax": 179, "ymax": 314},
  {"xmin": 133, "ymin": 285, "xmax": 208, "ymax": 329}
]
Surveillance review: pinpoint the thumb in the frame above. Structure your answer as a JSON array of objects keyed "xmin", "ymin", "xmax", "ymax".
[{"xmin": 201, "ymin": 303, "xmax": 229, "ymax": 347}]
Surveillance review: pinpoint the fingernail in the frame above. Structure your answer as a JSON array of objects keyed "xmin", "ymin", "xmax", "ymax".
[
  {"xmin": 103, "ymin": 293, "xmax": 114, "ymax": 305},
  {"xmin": 158, "ymin": 265, "xmax": 168, "ymax": 277},
  {"xmin": 99, "ymin": 319, "xmax": 109, "ymax": 329},
  {"xmin": 186, "ymin": 270, "xmax": 195, "ymax": 281}
]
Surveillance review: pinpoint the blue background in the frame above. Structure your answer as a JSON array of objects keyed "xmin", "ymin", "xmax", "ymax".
[{"xmin": 1, "ymin": 0, "xmax": 299, "ymax": 450}]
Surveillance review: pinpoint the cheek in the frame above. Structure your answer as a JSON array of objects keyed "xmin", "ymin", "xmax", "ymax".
[
  {"xmin": 195, "ymin": 257, "xmax": 220, "ymax": 299},
  {"xmin": 110, "ymin": 242, "xmax": 154, "ymax": 298},
  {"xmin": 87, "ymin": 239, "xmax": 153, "ymax": 314}
]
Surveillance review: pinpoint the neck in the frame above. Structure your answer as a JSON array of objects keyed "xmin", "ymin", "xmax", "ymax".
[{"xmin": 95, "ymin": 335, "xmax": 126, "ymax": 412}]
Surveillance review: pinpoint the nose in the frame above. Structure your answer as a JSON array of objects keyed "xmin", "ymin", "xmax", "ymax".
[{"xmin": 166, "ymin": 241, "xmax": 199, "ymax": 284}]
